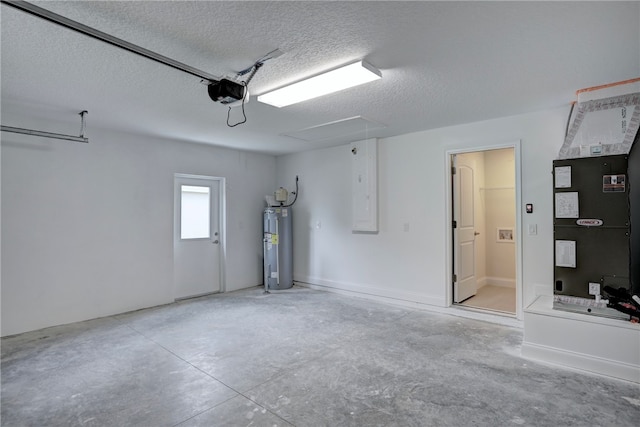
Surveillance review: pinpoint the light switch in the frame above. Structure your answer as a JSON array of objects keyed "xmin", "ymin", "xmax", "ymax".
[{"xmin": 528, "ymin": 224, "xmax": 537, "ymax": 235}]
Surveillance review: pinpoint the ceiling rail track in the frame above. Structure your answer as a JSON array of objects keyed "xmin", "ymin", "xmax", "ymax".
[
  {"xmin": 1, "ymin": 125, "xmax": 88, "ymax": 143},
  {"xmin": 1, "ymin": 0, "xmax": 220, "ymax": 82},
  {"xmin": 1, "ymin": 111, "xmax": 89, "ymax": 143}
]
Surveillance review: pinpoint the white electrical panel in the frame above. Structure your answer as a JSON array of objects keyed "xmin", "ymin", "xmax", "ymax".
[{"xmin": 351, "ymin": 138, "xmax": 378, "ymax": 232}]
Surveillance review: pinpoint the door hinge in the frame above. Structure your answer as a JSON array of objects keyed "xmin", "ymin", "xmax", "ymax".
[
  {"xmin": 452, "ymin": 274, "xmax": 457, "ymax": 283},
  {"xmin": 451, "ymin": 166, "xmax": 456, "ymax": 175},
  {"xmin": 452, "ymin": 220, "xmax": 457, "ymax": 228}
]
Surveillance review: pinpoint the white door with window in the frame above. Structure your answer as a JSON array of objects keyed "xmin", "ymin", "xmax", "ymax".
[
  {"xmin": 173, "ymin": 174, "xmax": 221, "ymax": 299},
  {"xmin": 453, "ymin": 156, "xmax": 477, "ymax": 303}
]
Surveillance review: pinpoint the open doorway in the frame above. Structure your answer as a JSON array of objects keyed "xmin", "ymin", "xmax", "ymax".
[{"xmin": 450, "ymin": 148, "xmax": 517, "ymax": 316}]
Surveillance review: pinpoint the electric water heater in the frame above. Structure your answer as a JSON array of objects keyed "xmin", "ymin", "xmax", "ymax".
[{"xmin": 263, "ymin": 207, "xmax": 293, "ymax": 290}]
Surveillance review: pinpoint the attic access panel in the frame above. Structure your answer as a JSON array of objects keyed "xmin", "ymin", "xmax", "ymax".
[{"xmin": 282, "ymin": 116, "xmax": 386, "ymax": 143}]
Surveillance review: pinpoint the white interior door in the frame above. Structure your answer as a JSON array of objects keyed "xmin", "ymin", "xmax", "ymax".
[
  {"xmin": 453, "ymin": 157, "xmax": 477, "ymax": 303},
  {"xmin": 173, "ymin": 175, "xmax": 221, "ymax": 299}
]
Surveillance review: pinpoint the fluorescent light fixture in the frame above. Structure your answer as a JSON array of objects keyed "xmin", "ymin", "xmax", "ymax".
[{"xmin": 257, "ymin": 60, "xmax": 381, "ymax": 108}]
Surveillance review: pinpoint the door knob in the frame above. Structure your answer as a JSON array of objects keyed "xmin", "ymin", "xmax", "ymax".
[
  {"xmin": 474, "ymin": 232, "xmax": 480, "ymax": 236},
  {"xmin": 213, "ymin": 240, "xmax": 219, "ymax": 244}
]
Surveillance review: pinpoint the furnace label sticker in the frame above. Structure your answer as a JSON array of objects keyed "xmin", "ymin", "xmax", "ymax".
[
  {"xmin": 554, "ymin": 166, "xmax": 572, "ymax": 188},
  {"xmin": 271, "ymin": 234, "xmax": 279, "ymax": 244},
  {"xmin": 555, "ymin": 240, "xmax": 577, "ymax": 268},
  {"xmin": 603, "ymin": 174, "xmax": 625, "ymax": 192},
  {"xmin": 555, "ymin": 192, "xmax": 579, "ymax": 218}
]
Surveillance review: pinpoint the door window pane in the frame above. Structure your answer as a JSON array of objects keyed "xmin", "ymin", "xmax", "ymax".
[{"xmin": 181, "ymin": 185, "xmax": 210, "ymax": 239}]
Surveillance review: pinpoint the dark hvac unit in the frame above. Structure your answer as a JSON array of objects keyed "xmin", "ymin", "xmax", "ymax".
[
  {"xmin": 630, "ymin": 142, "xmax": 640, "ymax": 296},
  {"xmin": 553, "ymin": 149, "xmax": 638, "ymax": 318},
  {"xmin": 552, "ymin": 86, "xmax": 640, "ymax": 319}
]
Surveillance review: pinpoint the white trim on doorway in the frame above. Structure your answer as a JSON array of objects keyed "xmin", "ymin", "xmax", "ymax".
[{"xmin": 444, "ymin": 140, "xmax": 524, "ymax": 321}]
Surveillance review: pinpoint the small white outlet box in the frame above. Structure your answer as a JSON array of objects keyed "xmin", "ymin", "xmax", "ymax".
[{"xmin": 588, "ymin": 282, "xmax": 600, "ymax": 296}]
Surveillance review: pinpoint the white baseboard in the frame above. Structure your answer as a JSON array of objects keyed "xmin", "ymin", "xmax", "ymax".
[
  {"xmin": 484, "ymin": 276, "xmax": 516, "ymax": 288},
  {"xmin": 522, "ymin": 341, "xmax": 640, "ymax": 384},
  {"xmin": 524, "ymin": 296, "xmax": 640, "ymax": 384},
  {"xmin": 296, "ymin": 276, "xmax": 523, "ymax": 328},
  {"xmin": 294, "ymin": 275, "xmax": 445, "ymax": 308}
]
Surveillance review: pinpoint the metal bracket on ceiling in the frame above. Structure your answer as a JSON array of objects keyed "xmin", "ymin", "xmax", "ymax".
[
  {"xmin": 1, "ymin": 110, "xmax": 90, "ymax": 143},
  {"xmin": 79, "ymin": 110, "xmax": 88, "ymax": 138}
]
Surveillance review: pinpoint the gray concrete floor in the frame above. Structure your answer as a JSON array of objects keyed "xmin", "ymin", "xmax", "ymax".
[{"xmin": 2, "ymin": 287, "xmax": 639, "ymax": 426}]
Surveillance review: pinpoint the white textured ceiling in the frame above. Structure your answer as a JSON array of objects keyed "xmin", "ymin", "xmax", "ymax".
[{"xmin": 2, "ymin": 1, "xmax": 639, "ymax": 155}]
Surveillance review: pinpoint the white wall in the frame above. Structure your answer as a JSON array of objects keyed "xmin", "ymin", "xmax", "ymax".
[
  {"xmin": 276, "ymin": 107, "xmax": 566, "ymax": 309},
  {"xmin": 1, "ymin": 121, "xmax": 275, "ymax": 336},
  {"xmin": 483, "ymin": 148, "xmax": 516, "ymax": 285}
]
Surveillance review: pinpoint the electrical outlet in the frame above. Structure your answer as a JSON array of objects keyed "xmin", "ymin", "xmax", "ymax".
[{"xmin": 588, "ymin": 282, "xmax": 600, "ymax": 296}]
